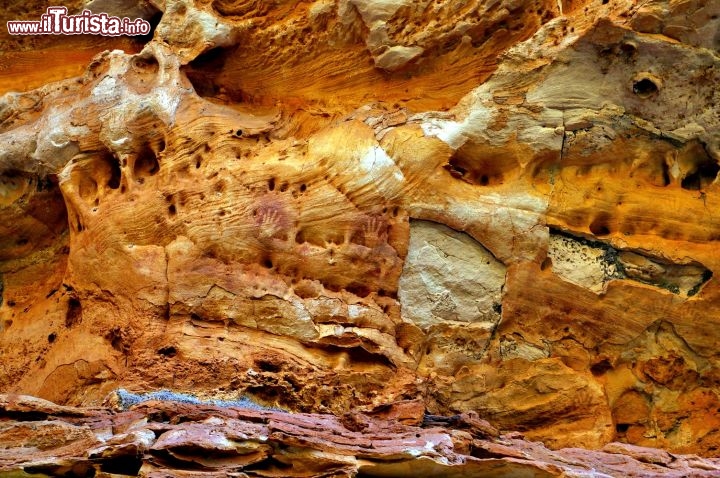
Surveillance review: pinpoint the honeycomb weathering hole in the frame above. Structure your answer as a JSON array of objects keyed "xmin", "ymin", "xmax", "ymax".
[
  {"xmin": 632, "ymin": 76, "xmax": 660, "ymax": 98},
  {"xmin": 183, "ymin": 46, "xmax": 235, "ymax": 99},
  {"xmin": 127, "ymin": 53, "xmax": 161, "ymax": 93},
  {"xmin": 131, "ymin": 54, "xmax": 159, "ymax": 74},
  {"xmin": 65, "ymin": 297, "xmax": 82, "ymax": 328},
  {"xmin": 620, "ymin": 41, "xmax": 637, "ymax": 55},
  {"xmin": 444, "ymin": 145, "xmax": 514, "ymax": 186},
  {"xmin": 680, "ymin": 146, "xmax": 719, "ymax": 191},
  {"xmin": 589, "ymin": 214, "xmax": 612, "ymax": 236},
  {"xmin": 107, "ymin": 156, "xmax": 122, "ymax": 189},
  {"xmin": 133, "ymin": 147, "xmax": 160, "ymax": 181}
]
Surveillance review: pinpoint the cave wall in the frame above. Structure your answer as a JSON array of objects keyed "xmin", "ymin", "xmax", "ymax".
[{"xmin": 1, "ymin": 0, "xmax": 719, "ymax": 456}]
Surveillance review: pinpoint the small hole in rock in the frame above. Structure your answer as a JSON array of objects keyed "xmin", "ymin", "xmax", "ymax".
[
  {"xmin": 589, "ymin": 216, "xmax": 611, "ymax": 236},
  {"xmin": 66, "ymin": 297, "xmax": 82, "ymax": 328},
  {"xmin": 616, "ymin": 423, "xmax": 630, "ymax": 433},
  {"xmin": 132, "ymin": 54, "xmax": 159, "ymax": 73},
  {"xmin": 633, "ymin": 77, "xmax": 659, "ymax": 97},
  {"xmin": 255, "ymin": 358, "xmax": 281, "ymax": 373},
  {"xmin": 134, "ymin": 147, "xmax": 159, "ymax": 179},
  {"xmin": 48, "ymin": 333, "xmax": 57, "ymax": 343},
  {"xmin": 591, "ymin": 359, "xmax": 613, "ymax": 376},
  {"xmin": 168, "ymin": 204, "xmax": 176, "ymax": 215},
  {"xmin": 620, "ymin": 42, "xmax": 637, "ymax": 55},
  {"xmin": 107, "ymin": 157, "xmax": 121, "ymax": 189},
  {"xmin": 158, "ymin": 346, "xmax": 177, "ymax": 357},
  {"xmin": 346, "ymin": 283, "xmax": 371, "ymax": 298}
]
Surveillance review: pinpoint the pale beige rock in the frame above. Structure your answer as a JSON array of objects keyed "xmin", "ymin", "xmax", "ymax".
[
  {"xmin": 374, "ymin": 45, "xmax": 424, "ymax": 71},
  {"xmin": 547, "ymin": 233, "xmax": 618, "ymax": 293},
  {"xmin": 399, "ymin": 220, "xmax": 505, "ymax": 330}
]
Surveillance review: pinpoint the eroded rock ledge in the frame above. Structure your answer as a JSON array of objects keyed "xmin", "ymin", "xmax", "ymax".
[{"xmin": 1, "ymin": 394, "xmax": 720, "ymax": 477}]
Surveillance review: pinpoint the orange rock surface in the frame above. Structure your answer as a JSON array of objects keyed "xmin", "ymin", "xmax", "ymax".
[{"xmin": 1, "ymin": 0, "xmax": 719, "ymax": 468}]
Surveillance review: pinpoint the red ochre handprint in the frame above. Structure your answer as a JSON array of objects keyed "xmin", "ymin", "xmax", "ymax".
[
  {"xmin": 362, "ymin": 216, "xmax": 387, "ymax": 248},
  {"xmin": 254, "ymin": 204, "xmax": 288, "ymax": 242}
]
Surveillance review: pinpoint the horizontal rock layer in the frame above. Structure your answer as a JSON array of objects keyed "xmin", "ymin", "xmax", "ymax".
[{"xmin": 2, "ymin": 394, "xmax": 720, "ymax": 477}]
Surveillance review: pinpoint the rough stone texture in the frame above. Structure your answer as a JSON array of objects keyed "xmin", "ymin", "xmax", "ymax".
[
  {"xmin": 2, "ymin": 394, "xmax": 720, "ymax": 477},
  {"xmin": 1, "ymin": 0, "xmax": 720, "ymax": 466},
  {"xmin": 399, "ymin": 220, "xmax": 505, "ymax": 330}
]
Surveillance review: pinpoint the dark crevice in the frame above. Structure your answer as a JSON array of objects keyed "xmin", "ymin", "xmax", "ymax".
[
  {"xmin": 133, "ymin": 145, "xmax": 160, "ymax": 181},
  {"xmin": 135, "ymin": 11, "xmax": 162, "ymax": 45},
  {"xmin": 158, "ymin": 345, "xmax": 177, "ymax": 357},
  {"xmin": 107, "ymin": 155, "xmax": 122, "ymax": 189},
  {"xmin": 590, "ymin": 359, "xmax": 613, "ymax": 376},
  {"xmin": 660, "ymin": 159, "xmax": 671, "ymax": 187},
  {"xmin": 2, "ymin": 411, "xmax": 50, "ymax": 421},
  {"xmin": 346, "ymin": 283, "xmax": 372, "ymax": 298},
  {"xmin": 681, "ymin": 155, "xmax": 719, "ymax": 191},
  {"xmin": 66, "ymin": 297, "xmax": 82, "ymax": 328},
  {"xmin": 255, "ymin": 358, "xmax": 282, "ymax": 373},
  {"xmin": 182, "ymin": 45, "xmax": 240, "ymax": 101},
  {"xmin": 98, "ymin": 456, "xmax": 142, "ymax": 475}
]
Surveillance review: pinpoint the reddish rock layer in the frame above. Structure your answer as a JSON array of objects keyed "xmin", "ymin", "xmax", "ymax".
[{"xmin": 1, "ymin": 394, "xmax": 720, "ymax": 477}]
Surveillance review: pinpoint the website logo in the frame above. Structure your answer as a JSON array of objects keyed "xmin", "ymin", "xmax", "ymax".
[{"xmin": 7, "ymin": 7, "xmax": 152, "ymax": 36}]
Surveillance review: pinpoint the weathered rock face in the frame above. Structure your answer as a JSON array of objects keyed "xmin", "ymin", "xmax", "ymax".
[
  {"xmin": 1, "ymin": 0, "xmax": 719, "ymax": 462},
  {"xmin": 2, "ymin": 393, "xmax": 720, "ymax": 477}
]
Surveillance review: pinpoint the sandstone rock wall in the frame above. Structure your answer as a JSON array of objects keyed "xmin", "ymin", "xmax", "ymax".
[{"xmin": 1, "ymin": 0, "xmax": 719, "ymax": 458}]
